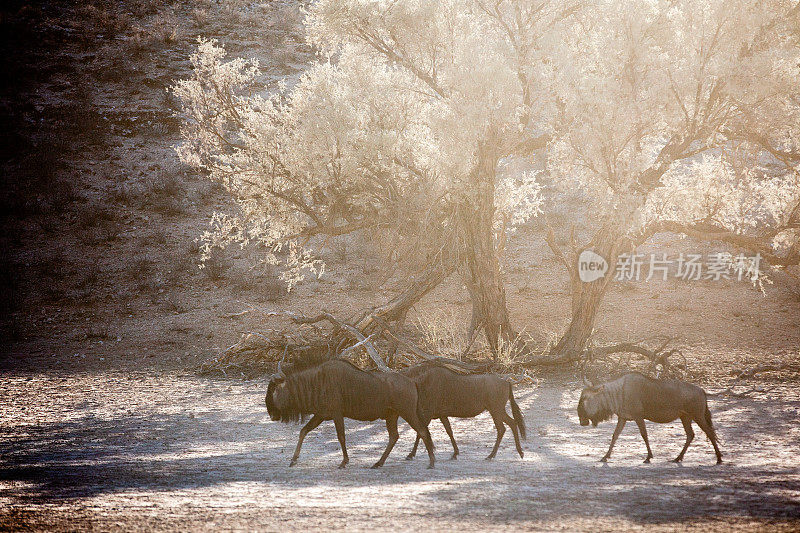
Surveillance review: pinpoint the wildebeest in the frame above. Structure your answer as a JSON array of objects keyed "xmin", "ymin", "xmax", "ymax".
[
  {"xmin": 577, "ymin": 372, "xmax": 722, "ymax": 464},
  {"xmin": 266, "ymin": 357, "xmax": 436, "ymax": 468},
  {"xmin": 402, "ymin": 362, "xmax": 526, "ymax": 460}
]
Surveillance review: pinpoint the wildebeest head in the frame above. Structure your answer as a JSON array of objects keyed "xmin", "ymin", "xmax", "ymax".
[
  {"xmin": 577, "ymin": 386, "xmax": 611, "ymax": 427},
  {"xmin": 265, "ymin": 375, "xmax": 284, "ymax": 421},
  {"xmin": 265, "ymin": 363, "xmax": 301, "ymax": 422}
]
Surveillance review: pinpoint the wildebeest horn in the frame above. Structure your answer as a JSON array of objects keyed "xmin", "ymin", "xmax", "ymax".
[
  {"xmin": 274, "ymin": 344, "xmax": 288, "ymax": 379},
  {"xmin": 583, "ymin": 375, "xmax": 592, "ymax": 387}
]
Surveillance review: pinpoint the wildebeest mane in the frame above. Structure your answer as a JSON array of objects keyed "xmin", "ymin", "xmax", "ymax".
[
  {"xmin": 281, "ymin": 349, "xmax": 332, "ymax": 375},
  {"xmin": 273, "ymin": 357, "xmax": 382, "ymax": 424}
]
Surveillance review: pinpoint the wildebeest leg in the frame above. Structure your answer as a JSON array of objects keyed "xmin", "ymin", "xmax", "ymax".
[
  {"xmin": 503, "ymin": 413, "xmax": 524, "ymax": 459},
  {"xmin": 372, "ymin": 414, "xmax": 400, "ymax": 468},
  {"xmin": 672, "ymin": 416, "xmax": 694, "ymax": 463},
  {"xmin": 695, "ymin": 414, "xmax": 723, "ymax": 464},
  {"xmin": 419, "ymin": 425, "xmax": 436, "ymax": 469},
  {"xmin": 601, "ymin": 417, "xmax": 626, "ymax": 462},
  {"xmin": 290, "ymin": 414, "xmax": 323, "ymax": 467},
  {"xmin": 441, "ymin": 417, "xmax": 459, "ymax": 459},
  {"xmin": 486, "ymin": 411, "xmax": 506, "ymax": 460},
  {"xmin": 403, "ymin": 414, "xmax": 435, "ymax": 468},
  {"xmin": 635, "ymin": 418, "xmax": 653, "ymax": 463},
  {"xmin": 406, "ymin": 434, "xmax": 421, "ymax": 460},
  {"xmin": 334, "ymin": 416, "xmax": 349, "ymax": 469},
  {"xmin": 405, "ymin": 416, "xmax": 432, "ymax": 460}
]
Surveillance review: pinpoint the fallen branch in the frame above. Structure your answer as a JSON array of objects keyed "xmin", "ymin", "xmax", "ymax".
[
  {"xmin": 262, "ymin": 310, "xmax": 391, "ymax": 371},
  {"xmin": 338, "ymin": 333, "xmax": 379, "ymax": 359},
  {"xmin": 707, "ymin": 385, "xmax": 778, "ymax": 398},
  {"xmin": 340, "ymin": 325, "xmax": 390, "ymax": 372},
  {"xmin": 733, "ymin": 361, "xmax": 800, "ymax": 381}
]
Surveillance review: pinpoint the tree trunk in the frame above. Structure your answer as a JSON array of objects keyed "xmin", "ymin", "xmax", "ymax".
[
  {"xmin": 551, "ymin": 224, "xmax": 623, "ymax": 360},
  {"xmin": 361, "ymin": 131, "xmax": 515, "ymax": 359},
  {"xmin": 460, "ymin": 133, "xmax": 515, "ymax": 357},
  {"xmin": 551, "ymin": 274, "xmax": 611, "ymax": 359}
]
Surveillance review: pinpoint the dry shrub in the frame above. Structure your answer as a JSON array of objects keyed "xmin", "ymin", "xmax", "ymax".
[
  {"xmin": 227, "ymin": 261, "xmax": 285, "ymax": 301},
  {"xmin": 167, "ymin": 252, "xmax": 194, "ymax": 286},
  {"xmin": 260, "ymin": 276, "xmax": 285, "ymax": 301},
  {"xmin": 128, "ymin": 8, "xmax": 180, "ymax": 53},
  {"xmin": 187, "ymin": 239, "xmax": 201, "ymax": 257},
  {"xmin": 202, "ymin": 248, "xmax": 230, "ymax": 281},
  {"xmin": 490, "ymin": 330, "xmax": 534, "ymax": 369},
  {"xmin": 76, "ymin": 205, "xmax": 122, "ymax": 244},
  {"xmin": 137, "ymin": 171, "xmax": 187, "ymax": 216},
  {"xmin": 108, "ymin": 182, "xmax": 134, "ymax": 205},
  {"xmin": 36, "ymin": 251, "xmax": 68, "ymax": 280},
  {"xmin": 332, "ymin": 239, "xmax": 349, "ymax": 264},
  {"xmin": 191, "ymin": 8, "xmax": 210, "ymax": 28},
  {"xmin": 85, "ymin": 321, "xmax": 113, "ymax": 340},
  {"xmin": 413, "ymin": 309, "xmax": 466, "ymax": 359},
  {"xmin": 125, "ymin": 255, "xmax": 163, "ymax": 294},
  {"xmin": 159, "ymin": 294, "xmax": 187, "ymax": 314}
]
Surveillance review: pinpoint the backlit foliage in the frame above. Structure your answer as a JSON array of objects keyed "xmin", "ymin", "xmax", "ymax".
[{"xmin": 175, "ymin": 0, "xmax": 799, "ymax": 290}]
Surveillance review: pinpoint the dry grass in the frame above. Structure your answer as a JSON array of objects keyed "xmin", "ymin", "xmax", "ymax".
[{"xmin": 413, "ymin": 309, "xmax": 467, "ymax": 359}]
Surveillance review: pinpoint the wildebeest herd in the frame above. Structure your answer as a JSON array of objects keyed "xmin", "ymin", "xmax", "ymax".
[{"xmin": 266, "ymin": 356, "xmax": 723, "ymax": 468}]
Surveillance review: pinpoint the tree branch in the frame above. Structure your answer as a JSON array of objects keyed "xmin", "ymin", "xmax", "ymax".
[{"xmin": 646, "ymin": 221, "xmax": 798, "ymax": 266}]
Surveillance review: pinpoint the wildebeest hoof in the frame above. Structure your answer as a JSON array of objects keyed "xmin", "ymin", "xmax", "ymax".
[
  {"xmin": 338, "ymin": 461, "xmax": 348, "ymax": 469},
  {"xmin": 518, "ymin": 451, "xmax": 524, "ymax": 459},
  {"xmin": 671, "ymin": 457, "xmax": 682, "ymax": 463},
  {"xmin": 450, "ymin": 454, "xmax": 458, "ymax": 460},
  {"xmin": 716, "ymin": 458, "xmax": 723, "ymax": 465},
  {"xmin": 371, "ymin": 462, "xmax": 384, "ymax": 469},
  {"xmin": 600, "ymin": 457, "xmax": 609, "ymax": 463},
  {"xmin": 643, "ymin": 458, "xmax": 651, "ymax": 464},
  {"xmin": 289, "ymin": 459, "xmax": 298, "ymax": 467},
  {"xmin": 405, "ymin": 454, "xmax": 415, "ymax": 461},
  {"xmin": 427, "ymin": 463, "xmax": 435, "ymax": 469},
  {"xmin": 485, "ymin": 455, "xmax": 495, "ymax": 460}
]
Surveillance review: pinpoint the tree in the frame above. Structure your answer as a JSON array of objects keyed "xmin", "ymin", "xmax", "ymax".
[
  {"xmin": 175, "ymin": 0, "xmax": 800, "ymax": 366},
  {"xmin": 173, "ymin": 0, "xmax": 571, "ymax": 354},
  {"xmin": 539, "ymin": 0, "xmax": 800, "ymax": 361}
]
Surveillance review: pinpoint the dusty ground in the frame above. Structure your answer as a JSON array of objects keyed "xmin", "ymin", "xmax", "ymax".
[{"xmin": 1, "ymin": 371, "xmax": 799, "ymax": 531}]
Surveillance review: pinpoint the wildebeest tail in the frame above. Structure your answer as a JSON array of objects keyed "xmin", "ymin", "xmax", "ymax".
[
  {"xmin": 509, "ymin": 384, "xmax": 526, "ymax": 440},
  {"xmin": 414, "ymin": 382, "xmax": 434, "ymax": 450}
]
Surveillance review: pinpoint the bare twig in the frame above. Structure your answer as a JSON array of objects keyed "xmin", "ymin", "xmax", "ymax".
[
  {"xmin": 338, "ymin": 333, "xmax": 379, "ymax": 359},
  {"xmin": 339, "ymin": 325, "xmax": 391, "ymax": 372},
  {"xmin": 733, "ymin": 361, "xmax": 800, "ymax": 381}
]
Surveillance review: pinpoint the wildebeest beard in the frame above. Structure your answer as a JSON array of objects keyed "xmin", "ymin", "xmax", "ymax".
[{"xmin": 589, "ymin": 405, "xmax": 613, "ymax": 426}]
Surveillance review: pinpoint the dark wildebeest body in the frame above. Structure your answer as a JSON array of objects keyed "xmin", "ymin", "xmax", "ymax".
[
  {"xmin": 266, "ymin": 359, "xmax": 435, "ymax": 468},
  {"xmin": 577, "ymin": 372, "xmax": 722, "ymax": 464},
  {"xmin": 402, "ymin": 363, "xmax": 526, "ymax": 460}
]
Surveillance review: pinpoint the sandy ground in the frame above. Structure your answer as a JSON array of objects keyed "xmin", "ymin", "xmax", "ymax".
[{"xmin": 1, "ymin": 371, "xmax": 798, "ymax": 531}]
